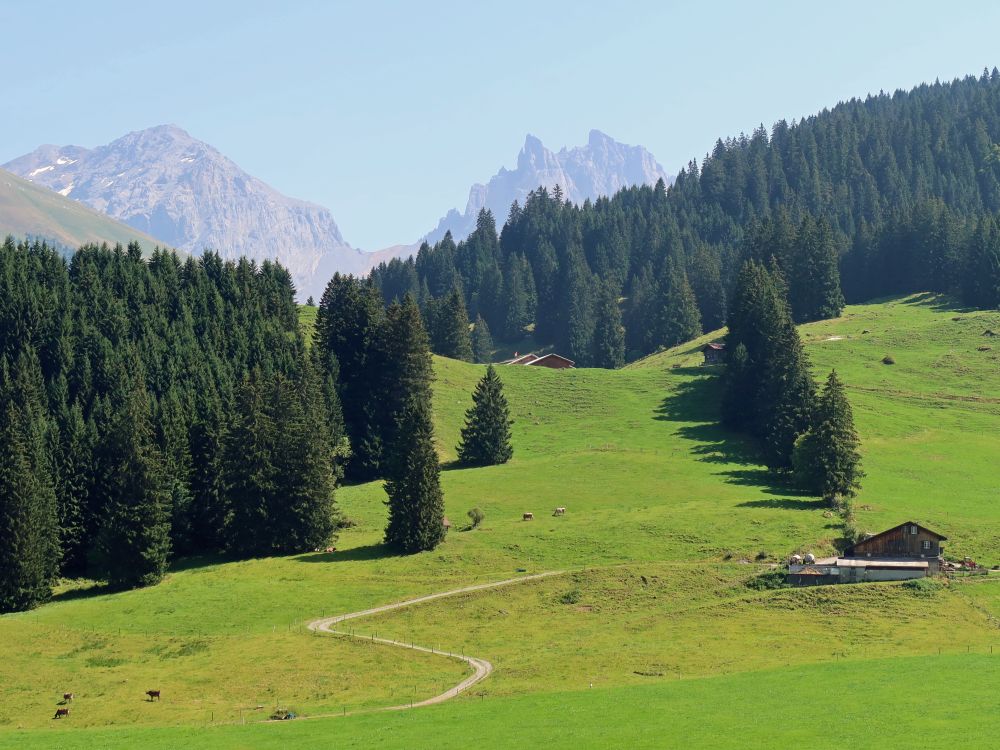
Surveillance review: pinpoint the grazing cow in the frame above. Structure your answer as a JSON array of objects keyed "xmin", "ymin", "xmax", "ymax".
[
  {"xmin": 53, "ymin": 708, "xmax": 69, "ymax": 719},
  {"xmin": 552, "ymin": 507, "xmax": 566, "ymax": 516},
  {"xmin": 63, "ymin": 692, "xmax": 74, "ymax": 702},
  {"xmin": 523, "ymin": 512, "xmax": 534, "ymax": 521},
  {"xmin": 146, "ymin": 690, "xmax": 161, "ymax": 702}
]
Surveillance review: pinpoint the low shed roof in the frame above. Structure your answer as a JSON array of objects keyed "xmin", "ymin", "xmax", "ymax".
[{"xmin": 836, "ymin": 558, "xmax": 929, "ymax": 569}]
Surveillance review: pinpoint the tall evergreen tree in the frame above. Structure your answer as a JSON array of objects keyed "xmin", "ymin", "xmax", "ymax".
[
  {"xmin": 591, "ymin": 282, "xmax": 625, "ymax": 369},
  {"xmin": 224, "ymin": 371, "xmax": 275, "ymax": 557},
  {"xmin": 0, "ymin": 353, "xmax": 60, "ymax": 612},
  {"xmin": 793, "ymin": 370, "xmax": 864, "ymax": 501},
  {"xmin": 89, "ymin": 365, "xmax": 171, "ymax": 589},
  {"xmin": 268, "ymin": 365, "xmax": 339, "ymax": 553},
  {"xmin": 658, "ymin": 259, "xmax": 702, "ymax": 348},
  {"xmin": 457, "ymin": 365, "xmax": 514, "ymax": 466},
  {"xmin": 471, "ymin": 314, "xmax": 494, "ymax": 364},
  {"xmin": 314, "ymin": 274, "xmax": 386, "ymax": 479},
  {"xmin": 383, "ymin": 397, "xmax": 445, "ymax": 553},
  {"xmin": 789, "ymin": 217, "xmax": 845, "ymax": 323},
  {"xmin": 381, "ymin": 295, "xmax": 435, "ymax": 465},
  {"xmin": 53, "ymin": 400, "xmax": 92, "ymax": 574},
  {"xmin": 431, "ymin": 287, "xmax": 473, "ymax": 361}
]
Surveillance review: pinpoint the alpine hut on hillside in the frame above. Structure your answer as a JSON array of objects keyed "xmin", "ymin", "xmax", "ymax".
[{"xmin": 701, "ymin": 342, "xmax": 725, "ymax": 365}]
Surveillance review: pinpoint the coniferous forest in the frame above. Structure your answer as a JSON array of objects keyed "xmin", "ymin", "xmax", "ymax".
[
  {"xmin": 0, "ymin": 241, "xmax": 344, "ymax": 610},
  {"xmin": 371, "ymin": 72, "xmax": 1000, "ymax": 364}
]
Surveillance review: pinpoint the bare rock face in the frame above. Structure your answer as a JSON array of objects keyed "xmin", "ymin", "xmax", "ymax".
[
  {"xmin": 423, "ymin": 130, "xmax": 672, "ymax": 244},
  {"xmin": 4, "ymin": 125, "xmax": 367, "ymax": 299}
]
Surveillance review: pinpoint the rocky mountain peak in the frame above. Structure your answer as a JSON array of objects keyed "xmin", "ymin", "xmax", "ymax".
[
  {"xmin": 421, "ymin": 131, "xmax": 672, "ymax": 245},
  {"xmin": 4, "ymin": 126, "xmax": 367, "ymax": 299}
]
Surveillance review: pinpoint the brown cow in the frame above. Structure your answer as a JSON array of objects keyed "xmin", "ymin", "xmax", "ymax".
[
  {"xmin": 53, "ymin": 708, "xmax": 69, "ymax": 719},
  {"xmin": 62, "ymin": 692, "xmax": 74, "ymax": 702},
  {"xmin": 146, "ymin": 690, "xmax": 161, "ymax": 701},
  {"xmin": 522, "ymin": 512, "xmax": 534, "ymax": 521}
]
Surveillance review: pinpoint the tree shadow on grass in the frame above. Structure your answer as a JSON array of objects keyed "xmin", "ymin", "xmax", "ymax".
[
  {"xmin": 900, "ymin": 291, "xmax": 979, "ymax": 313},
  {"xmin": 293, "ymin": 543, "xmax": 397, "ymax": 564},
  {"xmin": 50, "ymin": 582, "xmax": 113, "ymax": 603},
  {"xmin": 737, "ymin": 497, "xmax": 828, "ymax": 511},
  {"xmin": 656, "ymin": 372, "xmax": 810, "ymax": 501}
]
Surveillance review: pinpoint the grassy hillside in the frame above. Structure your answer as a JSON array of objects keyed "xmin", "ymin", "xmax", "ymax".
[
  {"xmin": 1, "ymin": 294, "xmax": 998, "ymax": 746},
  {"xmin": 0, "ymin": 168, "xmax": 168, "ymax": 253}
]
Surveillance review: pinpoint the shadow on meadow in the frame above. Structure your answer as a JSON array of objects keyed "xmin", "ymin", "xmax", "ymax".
[
  {"xmin": 655, "ymin": 371, "xmax": 811, "ymax": 502},
  {"xmin": 293, "ymin": 543, "xmax": 396, "ymax": 564}
]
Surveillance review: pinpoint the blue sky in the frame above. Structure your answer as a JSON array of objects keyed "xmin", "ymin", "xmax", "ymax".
[{"xmin": 3, "ymin": 0, "xmax": 999, "ymax": 249}]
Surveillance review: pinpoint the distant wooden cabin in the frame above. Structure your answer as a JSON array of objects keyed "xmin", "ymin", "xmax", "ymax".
[
  {"xmin": 788, "ymin": 521, "xmax": 947, "ymax": 585},
  {"xmin": 501, "ymin": 352, "xmax": 575, "ymax": 369},
  {"xmin": 701, "ymin": 342, "xmax": 725, "ymax": 365}
]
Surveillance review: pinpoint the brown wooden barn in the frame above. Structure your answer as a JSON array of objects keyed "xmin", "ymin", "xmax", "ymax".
[
  {"xmin": 844, "ymin": 521, "xmax": 946, "ymax": 574},
  {"xmin": 701, "ymin": 342, "xmax": 725, "ymax": 365}
]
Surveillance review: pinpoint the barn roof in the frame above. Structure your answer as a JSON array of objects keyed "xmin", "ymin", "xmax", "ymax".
[
  {"xmin": 703, "ymin": 342, "xmax": 725, "ymax": 351},
  {"xmin": 502, "ymin": 352, "xmax": 541, "ymax": 365},
  {"xmin": 835, "ymin": 558, "xmax": 929, "ymax": 569}
]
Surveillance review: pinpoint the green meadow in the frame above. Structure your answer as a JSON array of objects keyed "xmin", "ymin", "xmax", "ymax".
[{"xmin": 1, "ymin": 294, "xmax": 998, "ymax": 746}]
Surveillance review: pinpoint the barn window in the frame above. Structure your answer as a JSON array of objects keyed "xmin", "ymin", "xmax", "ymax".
[
  {"xmin": 922, "ymin": 540, "xmax": 932, "ymax": 550},
  {"xmin": 910, "ymin": 525, "xmax": 918, "ymax": 534}
]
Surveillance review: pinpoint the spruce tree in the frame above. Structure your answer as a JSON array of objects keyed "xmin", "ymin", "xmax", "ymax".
[
  {"xmin": 457, "ymin": 365, "xmax": 513, "ymax": 466},
  {"xmin": 90, "ymin": 368, "xmax": 171, "ymax": 589},
  {"xmin": 471, "ymin": 314, "xmax": 494, "ymax": 364},
  {"xmin": 224, "ymin": 371, "xmax": 275, "ymax": 557},
  {"xmin": 384, "ymin": 397, "xmax": 445, "ymax": 553},
  {"xmin": 658, "ymin": 258, "xmax": 702, "ymax": 348},
  {"xmin": 54, "ymin": 401, "xmax": 92, "ymax": 574},
  {"xmin": 268, "ymin": 364, "xmax": 338, "ymax": 554},
  {"xmin": 381, "ymin": 295, "xmax": 435, "ymax": 462},
  {"xmin": 591, "ymin": 283, "xmax": 625, "ymax": 369},
  {"xmin": 314, "ymin": 274, "xmax": 386, "ymax": 480},
  {"xmin": 433, "ymin": 288, "xmax": 473, "ymax": 361},
  {"xmin": 789, "ymin": 217, "xmax": 845, "ymax": 323},
  {"xmin": 793, "ymin": 370, "xmax": 864, "ymax": 501},
  {"xmin": 0, "ymin": 354, "xmax": 60, "ymax": 612}
]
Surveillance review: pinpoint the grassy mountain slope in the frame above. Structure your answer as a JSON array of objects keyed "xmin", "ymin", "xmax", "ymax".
[
  {"xmin": 0, "ymin": 295, "xmax": 998, "ymax": 746},
  {"xmin": 0, "ymin": 168, "xmax": 168, "ymax": 253}
]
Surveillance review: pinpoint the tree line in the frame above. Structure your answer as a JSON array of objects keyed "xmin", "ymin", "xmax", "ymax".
[
  {"xmin": 371, "ymin": 71, "xmax": 1000, "ymax": 368},
  {"xmin": 0, "ymin": 240, "xmax": 343, "ymax": 611}
]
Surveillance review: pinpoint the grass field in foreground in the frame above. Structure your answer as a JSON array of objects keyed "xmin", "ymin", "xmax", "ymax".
[
  {"xmin": 0, "ymin": 294, "xmax": 998, "ymax": 742},
  {"xmin": 4, "ymin": 653, "xmax": 997, "ymax": 749}
]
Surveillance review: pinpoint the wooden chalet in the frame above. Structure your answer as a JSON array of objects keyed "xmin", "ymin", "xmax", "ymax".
[
  {"xmin": 844, "ymin": 521, "xmax": 946, "ymax": 574},
  {"xmin": 501, "ymin": 352, "xmax": 575, "ymax": 369},
  {"xmin": 788, "ymin": 521, "xmax": 947, "ymax": 586},
  {"xmin": 701, "ymin": 342, "xmax": 725, "ymax": 365}
]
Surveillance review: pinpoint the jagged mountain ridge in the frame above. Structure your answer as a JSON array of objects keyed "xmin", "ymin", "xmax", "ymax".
[
  {"xmin": 3, "ymin": 125, "xmax": 368, "ymax": 298},
  {"xmin": 424, "ymin": 129, "xmax": 673, "ymax": 245}
]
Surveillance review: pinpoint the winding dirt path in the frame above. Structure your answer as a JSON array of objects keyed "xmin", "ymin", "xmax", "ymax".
[{"xmin": 306, "ymin": 571, "xmax": 562, "ymax": 714}]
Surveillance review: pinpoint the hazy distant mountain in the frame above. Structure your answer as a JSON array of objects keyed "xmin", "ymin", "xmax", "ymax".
[
  {"xmin": 426, "ymin": 130, "xmax": 672, "ymax": 245},
  {"xmin": 4, "ymin": 125, "xmax": 368, "ymax": 298},
  {"xmin": 0, "ymin": 167, "xmax": 166, "ymax": 254}
]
